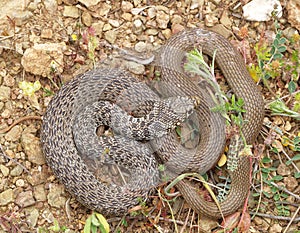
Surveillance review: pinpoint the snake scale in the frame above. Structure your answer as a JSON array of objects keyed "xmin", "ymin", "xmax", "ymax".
[{"xmin": 40, "ymin": 28, "xmax": 264, "ymax": 218}]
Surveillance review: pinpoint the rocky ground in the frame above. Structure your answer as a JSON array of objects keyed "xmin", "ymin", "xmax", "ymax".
[{"xmin": 0, "ymin": 0, "xmax": 299, "ymax": 232}]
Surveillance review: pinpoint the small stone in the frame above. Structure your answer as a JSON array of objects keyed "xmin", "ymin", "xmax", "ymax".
[
  {"xmin": 5, "ymin": 125, "xmax": 22, "ymax": 142},
  {"xmin": 190, "ymin": 0, "xmax": 204, "ymax": 10},
  {"xmin": 287, "ymin": 0, "xmax": 300, "ymax": 31},
  {"xmin": 47, "ymin": 184, "xmax": 66, "ymax": 208},
  {"xmin": 98, "ymin": 3, "xmax": 111, "ymax": 16},
  {"xmin": 172, "ymin": 24, "xmax": 185, "ymax": 34},
  {"xmin": 134, "ymin": 41, "xmax": 147, "ymax": 53},
  {"xmin": 125, "ymin": 61, "xmax": 145, "ymax": 75},
  {"xmin": 41, "ymin": 29, "xmax": 53, "ymax": 39},
  {"xmin": 108, "ymin": 19, "xmax": 120, "ymax": 28},
  {"xmin": 220, "ymin": 10, "xmax": 231, "ymax": 28},
  {"xmin": 0, "ymin": 189, "xmax": 14, "ymax": 206},
  {"xmin": 15, "ymin": 190, "xmax": 35, "ymax": 207},
  {"xmin": 1, "ymin": 109, "xmax": 11, "ymax": 119},
  {"xmin": 16, "ymin": 179, "xmax": 25, "ymax": 187},
  {"xmin": 147, "ymin": 7, "xmax": 156, "ymax": 19},
  {"xmin": 102, "ymin": 23, "xmax": 112, "ymax": 31},
  {"xmin": 104, "ymin": 30, "xmax": 118, "ymax": 44},
  {"xmin": 171, "ymin": 15, "xmax": 183, "ymax": 25},
  {"xmin": 0, "ymin": 86, "xmax": 11, "ymax": 101},
  {"xmin": 211, "ymin": 24, "xmax": 232, "ymax": 38},
  {"xmin": 145, "ymin": 28, "xmax": 158, "ymax": 35},
  {"xmin": 269, "ymin": 223, "xmax": 282, "ymax": 232},
  {"xmin": 82, "ymin": 11, "xmax": 92, "ymax": 27},
  {"xmin": 121, "ymin": 1, "xmax": 133, "ymax": 12},
  {"xmin": 121, "ymin": 13, "xmax": 132, "ymax": 21},
  {"xmin": 161, "ymin": 28, "xmax": 172, "ymax": 39},
  {"xmin": 284, "ymin": 176, "xmax": 298, "ymax": 191},
  {"xmin": 21, "ymin": 132, "xmax": 45, "ymax": 165},
  {"xmin": 3, "ymin": 74, "xmax": 15, "ymax": 87},
  {"xmin": 242, "ymin": 0, "xmax": 282, "ymax": 21},
  {"xmin": 34, "ymin": 184, "xmax": 47, "ymax": 202},
  {"xmin": 284, "ymin": 121, "xmax": 292, "ymax": 131},
  {"xmin": 0, "ymin": 165, "xmax": 9, "ymax": 177},
  {"xmin": 156, "ymin": 11, "xmax": 170, "ymax": 29},
  {"xmin": 10, "ymin": 165, "xmax": 24, "ymax": 176},
  {"xmin": 91, "ymin": 21, "xmax": 105, "ymax": 36},
  {"xmin": 78, "ymin": 0, "xmax": 101, "ymax": 8},
  {"xmin": 133, "ymin": 19, "xmax": 143, "ymax": 34},
  {"xmin": 26, "ymin": 208, "xmax": 39, "ymax": 227},
  {"xmin": 44, "ymin": 0, "xmax": 58, "ymax": 14},
  {"xmin": 277, "ymin": 163, "xmax": 291, "ymax": 176},
  {"xmin": 205, "ymin": 14, "xmax": 218, "ymax": 27},
  {"xmin": 63, "ymin": 6, "xmax": 80, "ymax": 18}
]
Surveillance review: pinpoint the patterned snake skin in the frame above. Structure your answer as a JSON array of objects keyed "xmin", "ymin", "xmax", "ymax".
[{"xmin": 40, "ymin": 28, "xmax": 264, "ymax": 218}]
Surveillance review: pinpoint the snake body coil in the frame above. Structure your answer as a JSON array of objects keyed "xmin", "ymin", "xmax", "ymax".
[{"xmin": 41, "ymin": 29, "xmax": 264, "ymax": 217}]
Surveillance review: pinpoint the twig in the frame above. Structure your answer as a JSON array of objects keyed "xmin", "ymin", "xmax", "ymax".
[
  {"xmin": 0, "ymin": 116, "xmax": 42, "ymax": 134},
  {"xmin": 0, "ymin": 145, "xmax": 30, "ymax": 174},
  {"xmin": 270, "ymin": 182, "xmax": 300, "ymax": 200},
  {"xmin": 283, "ymin": 205, "xmax": 300, "ymax": 233},
  {"xmin": 249, "ymin": 211, "xmax": 300, "ymax": 222}
]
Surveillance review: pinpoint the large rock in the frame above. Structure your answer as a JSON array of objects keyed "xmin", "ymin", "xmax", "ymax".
[{"xmin": 21, "ymin": 43, "xmax": 66, "ymax": 77}]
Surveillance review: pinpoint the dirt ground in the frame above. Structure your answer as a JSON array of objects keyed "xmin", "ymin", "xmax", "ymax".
[{"xmin": 0, "ymin": 0, "xmax": 299, "ymax": 232}]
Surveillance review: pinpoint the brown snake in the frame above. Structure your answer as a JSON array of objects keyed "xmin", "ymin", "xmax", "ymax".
[{"xmin": 41, "ymin": 28, "xmax": 264, "ymax": 218}]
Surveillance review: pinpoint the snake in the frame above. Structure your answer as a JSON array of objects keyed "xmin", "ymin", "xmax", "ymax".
[{"xmin": 40, "ymin": 28, "xmax": 264, "ymax": 218}]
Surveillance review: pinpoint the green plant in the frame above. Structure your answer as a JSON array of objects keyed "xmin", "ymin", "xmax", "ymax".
[
  {"xmin": 37, "ymin": 219, "xmax": 69, "ymax": 233},
  {"xmin": 83, "ymin": 212, "xmax": 110, "ymax": 233},
  {"xmin": 253, "ymin": 157, "xmax": 290, "ymax": 217}
]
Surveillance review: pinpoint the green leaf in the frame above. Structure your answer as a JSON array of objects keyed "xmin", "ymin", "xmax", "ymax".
[
  {"xmin": 288, "ymin": 80, "xmax": 296, "ymax": 93},
  {"xmin": 277, "ymin": 45, "xmax": 286, "ymax": 53},
  {"xmin": 261, "ymin": 157, "xmax": 272, "ymax": 163},
  {"xmin": 84, "ymin": 215, "xmax": 92, "ymax": 233},
  {"xmin": 273, "ymin": 53, "xmax": 283, "ymax": 60},
  {"xmin": 279, "ymin": 37, "xmax": 287, "ymax": 44},
  {"xmin": 272, "ymin": 175, "xmax": 283, "ymax": 181},
  {"xmin": 295, "ymin": 172, "xmax": 300, "ymax": 179},
  {"xmin": 286, "ymin": 154, "xmax": 300, "ymax": 165}
]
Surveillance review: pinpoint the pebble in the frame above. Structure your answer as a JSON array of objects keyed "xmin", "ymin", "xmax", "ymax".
[
  {"xmin": 82, "ymin": 11, "xmax": 92, "ymax": 27},
  {"xmin": 47, "ymin": 184, "xmax": 66, "ymax": 208},
  {"xmin": 220, "ymin": 10, "xmax": 231, "ymax": 28},
  {"xmin": 26, "ymin": 208, "xmax": 39, "ymax": 227},
  {"xmin": 269, "ymin": 223, "xmax": 282, "ymax": 233},
  {"xmin": 121, "ymin": 1, "xmax": 133, "ymax": 12},
  {"xmin": 63, "ymin": 6, "xmax": 80, "ymax": 18},
  {"xmin": 3, "ymin": 74, "xmax": 15, "ymax": 87},
  {"xmin": 104, "ymin": 30, "xmax": 118, "ymax": 44},
  {"xmin": 1, "ymin": 109, "xmax": 11, "ymax": 118},
  {"xmin": 134, "ymin": 41, "xmax": 147, "ymax": 52},
  {"xmin": 5, "ymin": 125, "xmax": 22, "ymax": 142},
  {"xmin": 277, "ymin": 163, "xmax": 291, "ymax": 176},
  {"xmin": 156, "ymin": 11, "xmax": 170, "ymax": 29},
  {"xmin": 10, "ymin": 165, "xmax": 24, "ymax": 176},
  {"xmin": 44, "ymin": 0, "xmax": 58, "ymax": 14},
  {"xmin": 287, "ymin": 0, "xmax": 300, "ymax": 31},
  {"xmin": 242, "ymin": 0, "xmax": 282, "ymax": 21},
  {"xmin": 41, "ymin": 28, "xmax": 53, "ymax": 39},
  {"xmin": 98, "ymin": 3, "xmax": 111, "ymax": 17},
  {"xmin": 0, "ymin": 189, "xmax": 14, "ymax": 206},
  {"xmin": 16, "ymin": 179, "xmax": 25, "ymax": 187},
  {"xmin": 91, "ymin": 21, "xmax": 105, "ymax": 36},
  {"xmin": 284, "ymin": 176, "xmax": 298, "ymax": 191},
  {"xmin": 15, "ymin": 190, "xmax": 35, "ymax": 207},
  {"xmin": 108, "ymin": 19, "xmax": 120, "ymax": 28},
  {"xmin": 0, "ymin": 165, "xmax": 9, "ymax": 177},
  {"xmin": 0, "ymin": 86, "xmax": 11, "ymax": 101},
  {"xmin": 34, "ymin": 184, "xmax": 47, "ymax": 202},
  {"xmin": 125, "ymin": 61, "xmax": 145, "ymax": 75},
  {"xmin": 21, "ymin": 132, "xmax": 45, "ymax": 165}
]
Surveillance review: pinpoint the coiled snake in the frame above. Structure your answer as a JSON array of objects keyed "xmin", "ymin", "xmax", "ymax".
[{"xmin": 41, "ymin": 28, "xmax": 264, "ymax": 218}]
